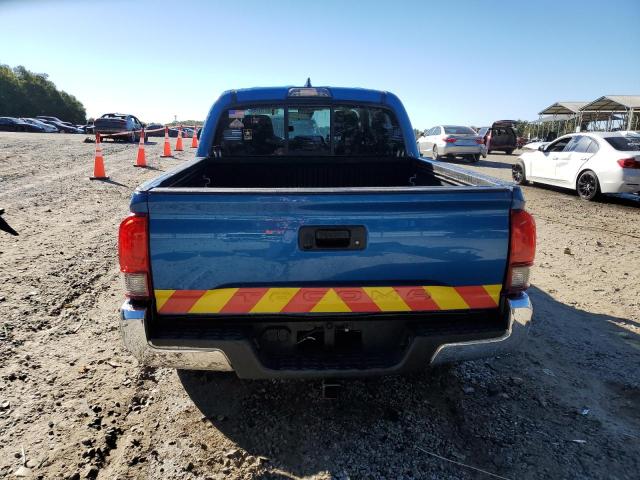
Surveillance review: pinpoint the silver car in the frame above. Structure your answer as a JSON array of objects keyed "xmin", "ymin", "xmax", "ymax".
[{"xmin": 417, "ymin": 125, "xmax": 484, "ymax": 162}]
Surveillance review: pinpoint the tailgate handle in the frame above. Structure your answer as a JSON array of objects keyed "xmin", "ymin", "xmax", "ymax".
[
  {"xmin": 299, "ymin": 226, "xmax": 366, "ymax": 251},
  {"xmin": 316, "ymin": 229, "xmax": 350, "ymax": 248}
]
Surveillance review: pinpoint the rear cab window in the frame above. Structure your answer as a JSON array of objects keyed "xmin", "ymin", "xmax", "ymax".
[
  {"xmin": 288, "ymin": 106, "xmax": 330, "ymax": 155},
  {"xmin": 214, "ymin": 104, "xmax": 405, "ymax": 156}
]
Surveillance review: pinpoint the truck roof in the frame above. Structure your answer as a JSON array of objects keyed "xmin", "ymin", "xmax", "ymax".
[{"xmin": 222, "ymin": 86, "xmax": 394, "ymax": 104}]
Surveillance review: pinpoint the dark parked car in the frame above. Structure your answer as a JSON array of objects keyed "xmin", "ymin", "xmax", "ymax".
[
  {"xmin": 73, "ymin": 123, "xmax": 93, "ymax": 134},
  {"xmin": 0, "ymin": 117, "xmax": 30, "ymax": 132},
  {"xmin": 38, "ymin": 119, "xmax": 82, "ymax": 133},
  {"xmin": 21, "ymin": 122, "xmax": 47, "ymax": 133},
  {"xmin": 94, "ymin": 113, "xmax": 146, "ymax": 142},
  {"xmin": 36, "ymin": 115, "xmax": 65, "ymax": 123},
  {"xmin": 82, "ymin": 123, "xmax": 94, "ymax": 134},
  {"xmin": 146, "ymin": 123, "xmax": 182, "ymax": 138},
  {"xmin": 34, "ymin": 116, "xmax": 84, "ymax": 133},
  {"xmin": 478, "ymin": 120, "xmax": 518, "ymax": 155},
  {"xmin": 23, "ymin": 118, "xmax": 59, "ymax": 133},
  {"xmin": 145, "ymin": 123, "xmax": 165, "ymax": 137},
  {"xmin": 2, "ymin": 117, "xmax": 48, "ymax": 133}
]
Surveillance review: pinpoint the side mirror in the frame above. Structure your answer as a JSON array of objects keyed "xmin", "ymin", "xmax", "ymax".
[{"xmin": 538, "ymin": 145, "xmax": 546, "ymax": 152}]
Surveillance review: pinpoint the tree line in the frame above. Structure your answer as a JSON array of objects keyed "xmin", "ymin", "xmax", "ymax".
[{"xmin": 0, "ymin": 64, "xmax": 86, "ymax": 124}]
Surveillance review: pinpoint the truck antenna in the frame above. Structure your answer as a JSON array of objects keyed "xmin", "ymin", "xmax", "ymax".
[{"xmin": 305, "ymin": 77, "xmax": 312, "ymax": 87}]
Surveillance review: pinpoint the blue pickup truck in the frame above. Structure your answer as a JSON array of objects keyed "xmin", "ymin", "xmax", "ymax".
[{"xmin": 118, "ymin": 86, "xmax": 536, "ymax": 379}]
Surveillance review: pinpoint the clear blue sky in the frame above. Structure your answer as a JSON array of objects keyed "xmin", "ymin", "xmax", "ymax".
[{"xmin": 2, "ymin": 0, "xmax": 639, "ymax": 128}]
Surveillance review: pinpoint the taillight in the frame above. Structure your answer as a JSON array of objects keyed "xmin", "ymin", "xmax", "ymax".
[
  {"xmin": 475, "ymin": 138, "xmax": 484, "ymax": 144},
  {"xmin": 118, "ymin": 214, "xmax": 150, "ymax": 299},
  {"xmin": 507, "ymin": 209, "xmax": 536, "ymax": 294},
  {"xmin": 444, "ymin": 137, "xmax": 456, "ymax": 143},
  {"xmin": 617, "ymin": 158, "xmax": 640, "ymax": 169}
]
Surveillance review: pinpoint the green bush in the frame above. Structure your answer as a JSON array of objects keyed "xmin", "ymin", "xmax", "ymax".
[{"xmin": 0, "ymin": 64, "xmax": 86, "ymax": 124}]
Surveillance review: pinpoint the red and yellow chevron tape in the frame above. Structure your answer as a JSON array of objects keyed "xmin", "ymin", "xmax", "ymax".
[{"xmin": 155, "ymin": 284, "xmax": 502, "ymax": 315}]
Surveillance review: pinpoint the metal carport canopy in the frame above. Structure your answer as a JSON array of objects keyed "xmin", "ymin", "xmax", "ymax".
[
  {"xmin": 579, "ymin": 95, "xmax": 640, "ymax": 112},
  {"xmin": 534, "ymin": 114, "xmax": 572, "ymax": 123},
  {"xmin": 538, "ymin": 102, "xmax": 588, "ymax": 116},
  {"xmin": 580, "ymin": 112, "xmax": 623, "ymax": 122}
]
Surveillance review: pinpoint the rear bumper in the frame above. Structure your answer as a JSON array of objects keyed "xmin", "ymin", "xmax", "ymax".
[
  {"xmin": 487, "ymin": 144, "xmax": 516, "ymax": 152},
  {"xmin": 429, "ymin": 294, "xmax": 532, "ymax": 364},
  {"xmin": 94, "ymin": 126, "xmax": 131, "ymax": 135},
  {"xmin": 120, "ymin": 302, "xmax": 234, "ymax": 372},
  {"xmin": 607, "ymin": 183, "xmax": 640, "ymax": 194},
  {"xmin": 120, "ymin": 293, "xmax": 532, "ymax": 378},
  {"xmin": 440, "ymin": 144, "xmax": 483, "ymax": 156},
  {"xmin": 599, "ymin": 171, "xmax": 640, "ymax": 194}
]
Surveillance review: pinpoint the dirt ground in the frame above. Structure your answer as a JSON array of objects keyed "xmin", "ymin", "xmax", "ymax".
[{"xmin": 0, "ymin": 132, "xmax": 639, "ymax": 480}]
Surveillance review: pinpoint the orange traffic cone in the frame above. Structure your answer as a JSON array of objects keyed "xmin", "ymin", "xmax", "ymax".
[
  {"xmin": 134, "ymin": 129, "xmax": 147, "ymax": 167},
  {"xmin": 191, "ymin": 125, "xmax": 198, "ymax": 148},
  {"xmin": 89, "ymin": 134, "xmax": 109, "ymax": 180},
  {"xmin": 175, "ymin": 126, "xmax": 184, "ymax": 151},
  {"xmin": 160, "ymin": 126, "xmax": 172, "ymax": 157}
]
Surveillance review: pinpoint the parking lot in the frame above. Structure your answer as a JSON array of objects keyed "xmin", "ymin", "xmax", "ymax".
[{"xmin": 0, "ymin": 132, "xmax": 639, "ymax": 479}]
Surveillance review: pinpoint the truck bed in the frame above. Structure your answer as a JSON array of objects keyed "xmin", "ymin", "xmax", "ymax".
[{"xmin": 151, "ymin": 156, "xmax": 490, "ymax": 189}]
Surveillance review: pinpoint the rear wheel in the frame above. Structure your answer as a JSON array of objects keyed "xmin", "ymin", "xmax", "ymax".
[
  {"xmin": 512, "ymin": 162, "xmax": 527, "ymax": 185},
  {"xmin": 470, "ymin": 154, "xmax": 480, "ymax": 162},
  {"xmin": 576, "ymin": 170, "xmax": 600, "ymax": 201},
  {"xmin": 432, "ymin": 145, "xmax": 439, "ymax": 160},
  {"xmin": 505, "ymin": 149, "xmax": 514, "ymax": 155}
]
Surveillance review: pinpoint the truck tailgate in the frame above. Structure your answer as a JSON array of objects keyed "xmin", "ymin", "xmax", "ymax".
[{"xmin": 147, "ymin": 188, "xmax": 512, "ymax": 315}]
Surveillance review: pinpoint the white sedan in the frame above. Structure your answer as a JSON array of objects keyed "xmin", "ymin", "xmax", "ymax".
[
  {"xmin": 512, "ymin": 132, "xmax": 640, "ymax": 200},
  {"xmin": 417, "ymin": 125, "xmax": 484, "ymax": 162}
]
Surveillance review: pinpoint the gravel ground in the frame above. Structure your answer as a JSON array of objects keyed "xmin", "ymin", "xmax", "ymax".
[{"xmin": 0, "ymin": 133, "xmax": 639, "ymax": 480}]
